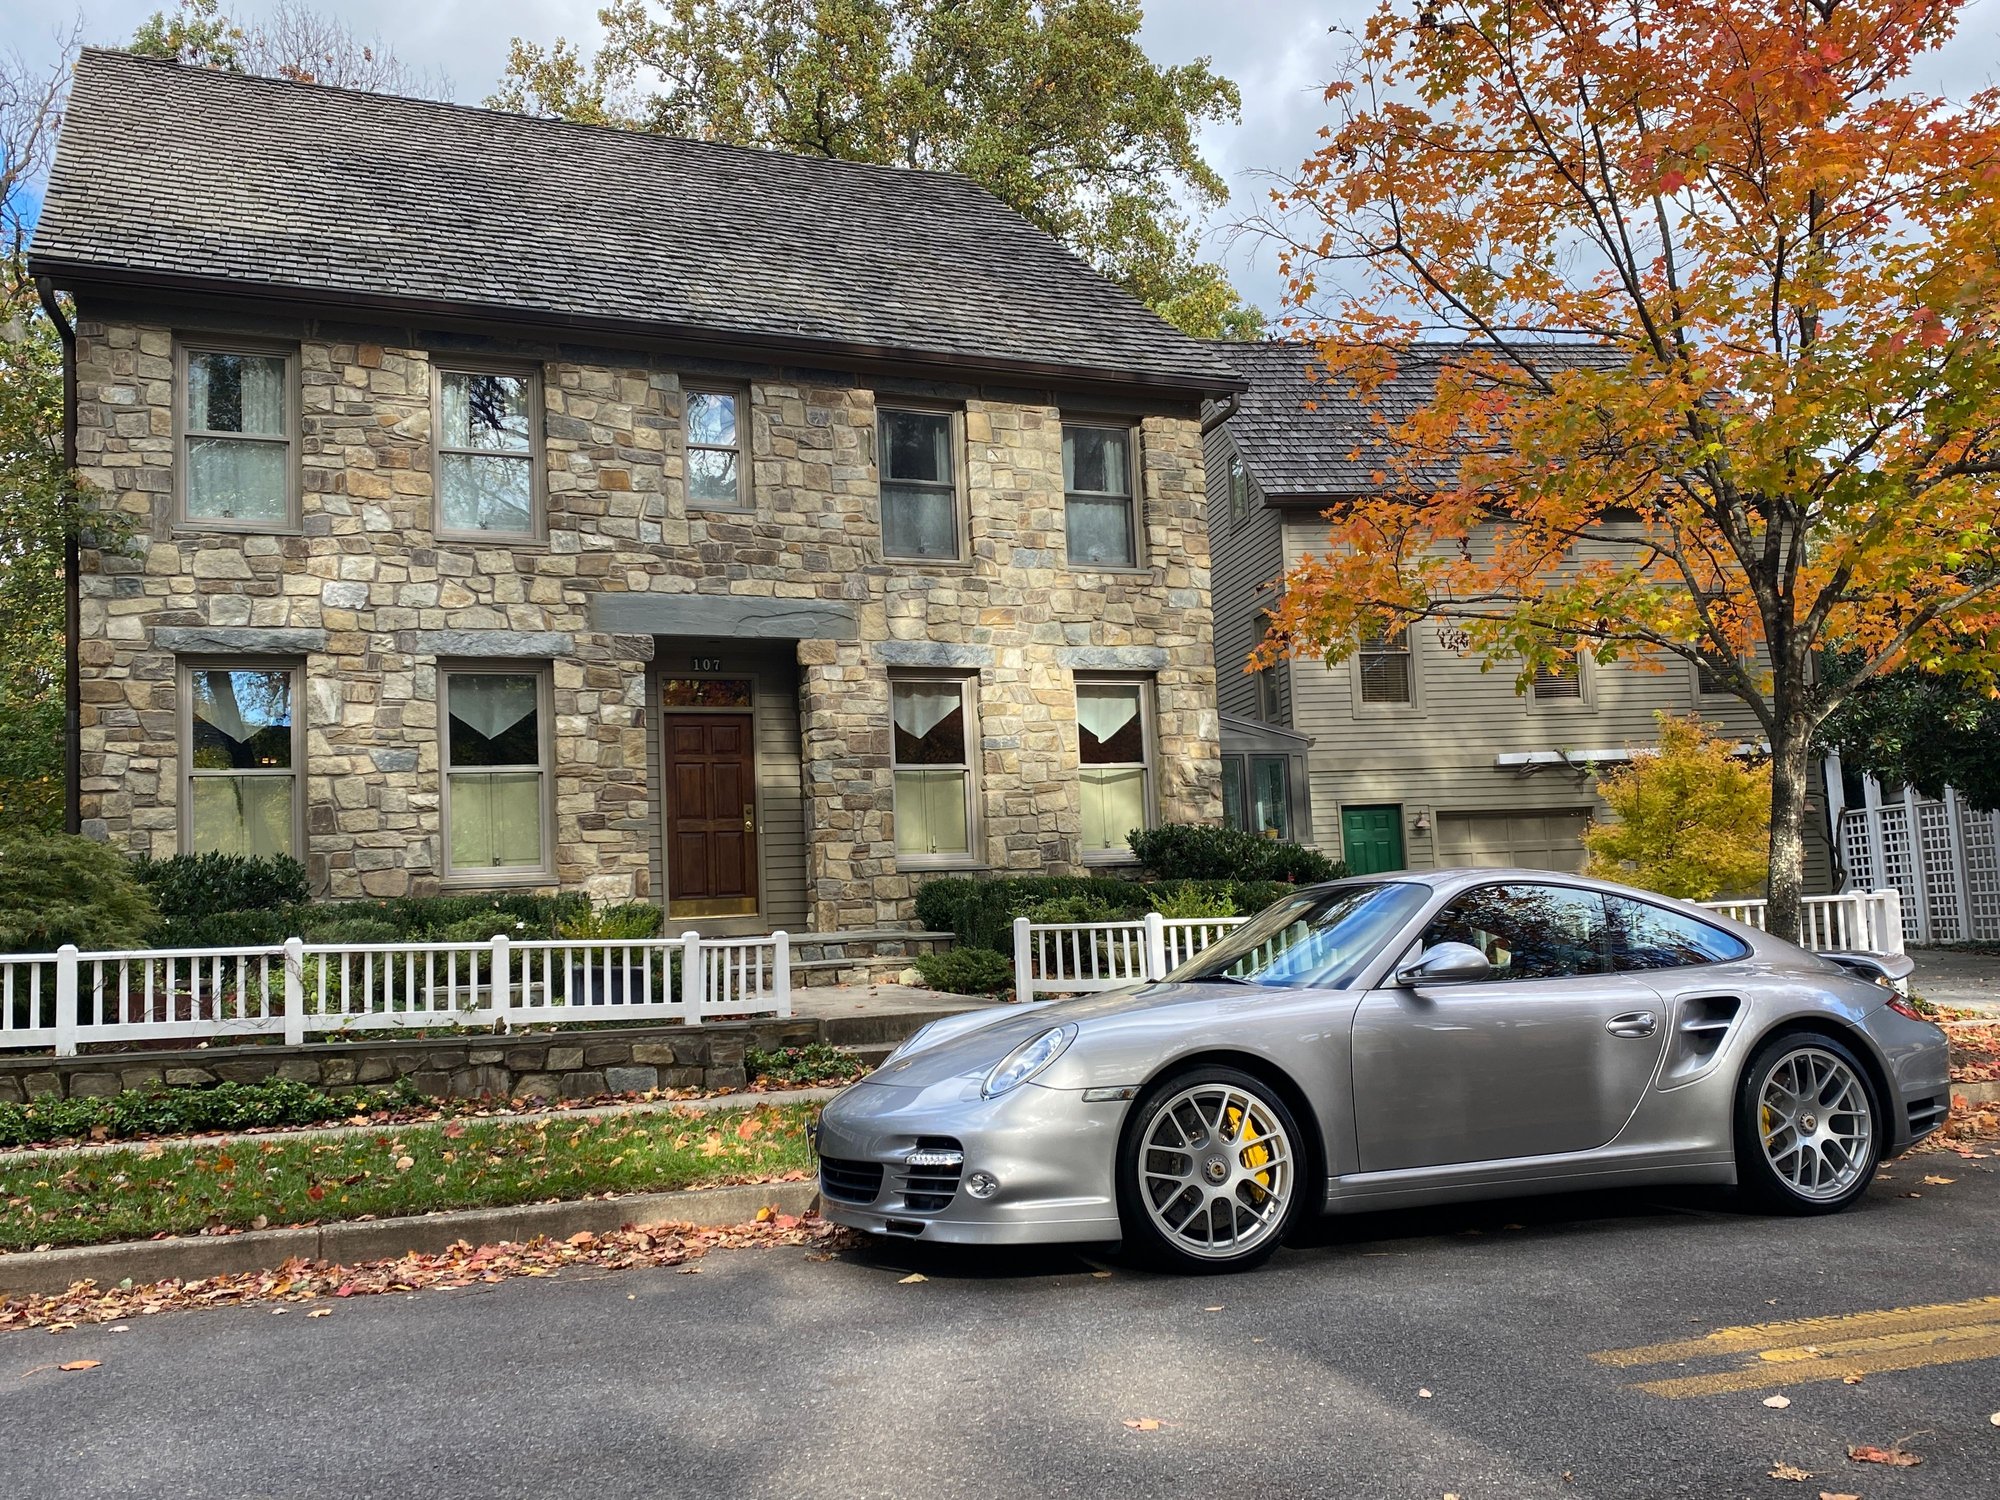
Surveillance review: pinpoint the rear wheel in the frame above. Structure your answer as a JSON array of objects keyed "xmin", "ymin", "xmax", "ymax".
[
  {"xmin": 1117, "ymin": 1066, "xmax": 1303, "ymax": 1273},
  {"xmin": 1734, "ymin": 1033, "xmax": 1881, "ymax": 1214}
]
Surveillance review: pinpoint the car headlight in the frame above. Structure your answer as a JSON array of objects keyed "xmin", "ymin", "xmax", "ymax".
[{"xmin": 982, "ymin": 1025, "xmax": 1076, "ymax": 1099}]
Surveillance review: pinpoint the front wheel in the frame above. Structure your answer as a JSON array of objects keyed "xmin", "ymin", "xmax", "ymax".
[
  {"xmin": 1734, "ymin": 1033, "xmax": 1881, "ymax": 1214},
  {"xmin": 1116, "ymin": 1066, "xmax": 1304, "ymax": 1273}
]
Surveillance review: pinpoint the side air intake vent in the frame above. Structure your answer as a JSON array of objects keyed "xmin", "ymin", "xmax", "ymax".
[{"xmin": 1663, "ymin": 995, "xmax": 1743, "ymax": 1084}]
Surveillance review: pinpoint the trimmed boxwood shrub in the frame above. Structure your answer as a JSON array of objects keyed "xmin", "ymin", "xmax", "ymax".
[
  {"xmin": 1127, "ymin": 823, "xmax": 1344, "ymax": 884},
  {"xmin": 914, "ymin": 875, "xmax": 1298, "ymax": 958},
  {"xmin": 0, "ymin": 832, "xmax": 156, "ymax": 952},
  {"xmin": 915, "ymin": 946, "xmax": 1017, "ymax": 995},
  {"xmin": 134, "ymin": 852, "xmax": 310, "ymax": 919}
]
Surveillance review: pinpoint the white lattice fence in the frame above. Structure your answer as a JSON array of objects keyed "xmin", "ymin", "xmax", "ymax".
[{"xmin": 1840, "ymin": 792, "xmax": 2000, "ymax": 945}]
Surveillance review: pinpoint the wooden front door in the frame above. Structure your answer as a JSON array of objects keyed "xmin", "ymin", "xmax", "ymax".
[{"xmin": 665, "ymin": 714, "xmax": 759, "ymax": 917}]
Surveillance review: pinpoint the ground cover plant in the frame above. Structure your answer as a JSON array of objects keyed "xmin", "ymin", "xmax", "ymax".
[
  {"xmin": 745, "ymin": 1042, "xmax": 868, "ymax": 1087},
  {"xmin": 0, "ymin": 1077, "xmax": 423, "ymax": 1149},
  {"xmin": 0, "ymin": 1100, "xmax": 818, "ymax": 1252}
]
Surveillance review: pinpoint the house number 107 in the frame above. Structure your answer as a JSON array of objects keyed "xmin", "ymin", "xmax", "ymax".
[{"xmin": 691, "ymin": 657, "xmax": 724, "ymax": 672}]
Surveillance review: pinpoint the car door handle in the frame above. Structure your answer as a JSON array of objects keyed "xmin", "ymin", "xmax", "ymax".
[{"xmin": 1606, "ymin": 1011, "xmax": 1658, "ymax": 1038}]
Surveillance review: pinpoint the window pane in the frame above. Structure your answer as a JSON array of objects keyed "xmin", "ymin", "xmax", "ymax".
[
  {"xmin": 448, "ymin": 673, "xmax": 540, "ymax": 766},
  {"xmin": 449, "ymin": 771, "xmax": 544, "ymax": 869},
  {"xmin": 1251, "ymin": 757, "xmax": 1290, "ymax": 840},
  {"xmin": 662, "ymin": 678, "xmax": 754, "ymax": 709},
  {"xmin": 1221, "ymin": 758, "xmax": 1247, "ymax": 831},
  {"xmin": 687, "ymin": 447, "xmax": 740, "ymax": 507},
  {"xmin": 1421, "ymin": 884, "xmax": 1610, "ymax": 981},
  {"xmin": 186, "ymin": 437, "xmax": 289, "ymax": 521},
  {"xmin": 439, "ymin": 452, "xmax": 533, "ymax": 533},
  {"xmin": 1609, "ymin": 897, "xmax": 1750, "ymax": 970},
  {"xmin": 1358, "ymin": 652, "xmax": 1411, "ymax": 704},
  {"xmin": 1063, "ymin": 426, "xmax": 1129, "ymax": 495},
  {"xmin": 891, "ymin": 683, "xmax": 966, "ymax": 765},
  {"xmin": 191, "ymin": 669, "xmax": 293, "ymax": 769},
  {"xmin": 1535, "ymin": 649, "xmax": 1582, "ymax": 700},
  {"xmin": 1065, "ymin": 494, "xmax": 1135, "ymax": 568},
  {"xmin": 883, "ymin": 484, "xmax": 957, "ymax": 559},
  {"xmin": 188, "ymin": 352, "xmax": 285, "ymax": 435},
  {"xmin": 1077, "ymin": 684, "xmax": 1144, "ymax": 764},
  {"xmin": 440, "ymin": 371, "xmax": 531, "ymax": 452},
  {"xmin": 687, "ymin": 390, "xmax": 738, "ymax": 447},
  {"xmin": 881, "ymin": 410, "xmax": 951, "ymax": 483},
  {"xmin": 895, "ymin": 768, "xmax": 970, "ymax": 855},
  {"xmin": 1080, "ymin": 767, "xmax": 1146, "ymax": 851},
  {"xmin": 191, "ymin": 775, "xmax": 294, "ymax": 858}
]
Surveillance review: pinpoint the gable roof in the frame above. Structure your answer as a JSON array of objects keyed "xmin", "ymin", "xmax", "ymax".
[
  {"xmin": 1210, "ymin": 339, "xmax": 1624, "ymax": 498},
  {"xmin": 31, "ymin": 50, "xmax": 1242, "ymax": 398}
]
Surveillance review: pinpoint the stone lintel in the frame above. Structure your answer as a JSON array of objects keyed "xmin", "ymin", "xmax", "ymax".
[
  {"xmin": 589, "ymin": 593, "xmax": 859, "ymax": 641},
  {"xmin": 872, "ymin": 641, "xmax": 996, "ymax": 669},
  {"xmin": 1055, "ymin": 645, "xmax": 1172, "ymax": 670},
  {"xmin": 414, "ymin": 630, "xmax": 577, "ymax": 657},
  {"xmin": 153, "ymin": 627, "xmax": 330, "ymax": 656}
]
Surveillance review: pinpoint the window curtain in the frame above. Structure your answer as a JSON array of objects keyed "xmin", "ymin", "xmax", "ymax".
[
  {"xmin": 191, "ymin": 776, "xmax": 294, "ymax": 858},
  {"xmin": 1076, "ymin": 686, "xmax": 1140, "ymax": 752},
  {"xmin": 189, "ymin": 353, "xmax": 284, "ymax": 434},
  {"xmin": 448, "ymin": 674, "xmax": 538, "ymax": 746},
  {"xmin": 892, "ymin": 684, "xmax": 961, "ymax": 742}
]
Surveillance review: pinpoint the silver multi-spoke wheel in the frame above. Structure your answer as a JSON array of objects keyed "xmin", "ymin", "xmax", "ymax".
[
  {"xmin": 1136, "ymin": 1081, "xmax": 1294, "ymax": 1261},
  {"xmin": 1758, "ymin": 1046, "xmax": 1874, "ymax": 1201}
]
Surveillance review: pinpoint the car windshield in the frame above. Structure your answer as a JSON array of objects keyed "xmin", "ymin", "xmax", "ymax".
[{"xmin": 1167, "ymin": 881, "xmax": 1432, "ymax": 990}]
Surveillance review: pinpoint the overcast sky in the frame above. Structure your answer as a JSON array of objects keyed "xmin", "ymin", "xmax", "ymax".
[{"xmin": 7, "ymin": 0, "xmax": 1999, "ymax": 317}]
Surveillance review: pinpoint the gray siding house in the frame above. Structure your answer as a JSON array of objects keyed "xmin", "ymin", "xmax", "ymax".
[
  {"xmin": 1205, "ymin": 340, "xmax": 1834, "ymax": 886},
  {"xmin": 31, "ymin": 51, "xmax": 1244, "ymax": 933}
]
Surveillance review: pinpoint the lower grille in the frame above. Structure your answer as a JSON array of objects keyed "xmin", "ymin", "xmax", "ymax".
[
  {"xmin": 1908, "ymin": 1094, "xmax": 1950, "ymax": 1137},
  {"xmin": 900, "ymin": 1136, "xmax": 964, "ymax": 1213},
  {"xmin": 820, "ymin": 1157, "xmax": 885, "ymax": 1204}
]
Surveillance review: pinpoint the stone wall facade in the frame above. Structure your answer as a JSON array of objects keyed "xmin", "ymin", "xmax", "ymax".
[{"xmin": 73, "ymin": 298, "xmax": 1222, "ymax": 930}]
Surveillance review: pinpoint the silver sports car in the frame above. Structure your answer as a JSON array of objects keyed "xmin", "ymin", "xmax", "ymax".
[{"xmin": 815, "ymin": 870, "xmax": 1951, "ymax": 1272}]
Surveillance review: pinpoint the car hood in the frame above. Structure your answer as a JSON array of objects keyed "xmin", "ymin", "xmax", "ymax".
[{"xmin": 865, "ymin": 983, "xmax": 1255, "ymax": 1089}]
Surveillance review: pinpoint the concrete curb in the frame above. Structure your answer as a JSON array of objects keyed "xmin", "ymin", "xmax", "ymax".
[
  {"xmin": 1954, "ymin": 1079, "xmax": 2000, "ymax": 1106},
  {"xmin": 0, "ymin": 1179, "xmax": 821, "ymax": 1301}
]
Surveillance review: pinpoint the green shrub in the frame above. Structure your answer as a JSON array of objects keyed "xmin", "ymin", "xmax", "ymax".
[
  {"xmin": 1127, "ymin": 824, "xmax": 1344, "ymax": 884},
  {"xmin": 293, "ymin": 915, "xmax": 400, "ymax": 945},
  {"xmin": 0, "ymin": 1076, "xmax": 426, "ymax": 1148},
  {"xmin": 746, "ymin": 1042, "xmax": 868, "ymax": 1087},
  {"xmin": 915, "ymin": 875, "xmax": 1295, "ymax": 956},
  {"xmin": 1149, "ymin": 881, "xmax": 1238, "ymax": 919},
  {"xmin": 0, "ymin": 832, "xmax": 156, "ymax": 952},
  {"xmin": 1016, "ymin": 893, "xmax": 1126, "ymax": 926},
  {"xmin": 556, "ymin": 901, "xmax": 665, "ymax": 940},
  {"xmin": 150, "ymin": 908, "xmax": 295, "ymax": 950},
  {"xmin": 133, "ymin": 852, "xmax": 309, "ymax": 919},
  {"xmin": 915, "ymin": 946, "xmax": 1017, "ymax": 995}
]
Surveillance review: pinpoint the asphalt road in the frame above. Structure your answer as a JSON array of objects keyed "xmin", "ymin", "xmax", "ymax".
[{"xmin": 7, "ymin": 1161, "xmax": 1999, "ymax": 1500}]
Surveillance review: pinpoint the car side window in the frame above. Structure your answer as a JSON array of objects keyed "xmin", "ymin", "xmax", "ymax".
[
  {"xmin": 1607, "ymin": 897, "xmax": 1751, "ymax": 970},
  {"xmin": 1421, "ymin": 884, "xmax": 1611, "ymax": 981}
]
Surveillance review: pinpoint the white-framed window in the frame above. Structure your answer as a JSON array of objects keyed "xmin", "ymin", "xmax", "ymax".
[
  {"xmin": 1533, "ymin": 644, "xmax": 1587, "ymax": 702},
  {"xmin": 891, "ymin": 674, "xmax": 979, "ymax": 865},
  {"xmin": 1357, "ymin": 627, "xmax": 1414, "ymax": 706},
  {"xmin": 441, "ymin": 666, "xmax": 551, "ymax": 882},
  {"xmin": 178, "ymin": 344, "xmax": 297, "ymax": 529},
  {"xmin": 182, "ymin": 661, "xmax": 301, "ymax": 859},
  {"xmin": 878, "ymin": 407, "xmax": 962, "ymax": 561},
  {"xmin": 686, "ymin": 385, "xmax": 750, "ymax": 511},
  {"xmin": 435, "ymin": 364, "xmax": 542, "ymax": 538},
  {"xmin": 1077, "ymin": 677, "xmax": 1153, "ymax": 858},
  {"xmin": 1062, "ymin": 421, "xmax": 1138, "ymax": 568}
]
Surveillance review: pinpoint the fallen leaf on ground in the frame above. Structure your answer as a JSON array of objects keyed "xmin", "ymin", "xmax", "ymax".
[
  {"xmin": 1763, "ymin": 1394, "xmax": 1792, "ymax": 1408},
  {"xmin": 57, "ymin": 1360, "xmax": 100, "ymax": 1371},
  {"xmin": 1817, "ymin": 1492, "xmax": 1859, "ymax": 1500},
  {"xmin": 1921, "ymin": 1174, "xmax": 1955, "ymax": 1185},
  {"xmin": 394, "ymin": 1156, "xmax": 415, "ymax": 1172},
  {"xmin": 1418, "ymin": 1388, "xmax": 1434, "ymax": 1399},
  {"xmin": 1122, "ymin": 1419, "xmax": 1163, "ymax": 1432},
  {"xmin": 1091, "ymin": 1270, "xmax": 1113, "ymax": 1279},
  {"xmin": 306, "ymin": 1308, "xmax": 331, "ymax": 1319},
  {"xmin": 1848, "ymin": 1444, "xmax": 1921, "ymax": 1467},
  {"xmin": 1841, "ymin": 1372, "xmax": 1864, "ymax": 1385},
  {"xmin": 1202, "ymin": 1305, "xmax": 1224, "ymax": 1312},
  {"xmin": 1768, "ymin": 1462, "xmax": 1812, "ymax": 1480},
  {"xmin": 1990, "ymin": 1411, "xmax": 2000, "ymax": 1426},
  {"xmin": 898, "ymin": 1273, "xmax": 927, "ymax": 1284}
]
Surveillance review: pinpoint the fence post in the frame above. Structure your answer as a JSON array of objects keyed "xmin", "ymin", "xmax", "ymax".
[
  {"xmin": 1875, "ymin": 889, "xmax": 1907, "ymax": 957},
  {"xmin": 681, "ymin": 930, "xmax": 703, "ymax": 1024},
  {"xmin": 1143, "ymin": 911, "xmax": 1169, "ymax": 982},
  {"xmin": 1012, "ymin": 917, "xmax": 1034, "ymax": 1003},
  {"xmin": 772, "ymin": 932, "xmax": 792, "ymax": 1017},
  {"xmin": 490, "ymin": 934, "xmax": 512, "ymax": 1031},
  {"xmin": 54, "ymin": 945, "xmax": 79, "ymax": 1058},
  {"xmin": 283, "ymin": 937, "xmax": 305, "ymax": 1046}
]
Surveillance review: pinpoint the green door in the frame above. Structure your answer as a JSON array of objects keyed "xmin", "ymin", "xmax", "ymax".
[{"xmin": 1341, "ymin": 805, "xmax": 1405, "ymax": 875}]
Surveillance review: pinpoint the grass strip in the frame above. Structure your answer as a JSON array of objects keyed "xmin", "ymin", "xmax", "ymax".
[{"xmin": 0, "ymin": 1103, "xmax": 818, "ymax": 1253}]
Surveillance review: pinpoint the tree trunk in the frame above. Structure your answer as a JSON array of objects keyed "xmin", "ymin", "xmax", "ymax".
[{"xmin": 1765, "ymin": 716, "xmax": 1816, "ymax": 945}]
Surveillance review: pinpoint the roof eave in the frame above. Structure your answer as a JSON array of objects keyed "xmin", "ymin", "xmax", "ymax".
[{"xmin": 30, "ymin": 256, "xmax": 1251, "ymax": 401}]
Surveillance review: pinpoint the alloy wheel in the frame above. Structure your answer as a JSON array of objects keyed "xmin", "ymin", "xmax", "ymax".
[
  {"xmin": 1757, "ymin": 1046, "xmax": 1874, "ymax": 1201},
  {"xmin": 1137, "ymin": 1081, "xmax": 1293, "ymax": 1260}
]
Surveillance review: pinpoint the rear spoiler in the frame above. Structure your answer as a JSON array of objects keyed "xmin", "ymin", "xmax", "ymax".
[{"xmin": 1820, "ymin": 950, "xmax": 1916, "ymax": 990}]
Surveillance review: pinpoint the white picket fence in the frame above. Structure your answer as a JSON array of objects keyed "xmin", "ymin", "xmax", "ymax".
[
  {"xmin": 1, "ymin": 931, "xmax": 790, "ymax": 1058},
  {"xmin": 1013, "ymin": 891, "xmax": 1905, "ymax": 1001}
]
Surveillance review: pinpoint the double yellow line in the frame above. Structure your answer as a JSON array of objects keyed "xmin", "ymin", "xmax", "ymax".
[{"xmin": 1593, "ymin": 1295, "xmax": 2000, "ymax": 1397}]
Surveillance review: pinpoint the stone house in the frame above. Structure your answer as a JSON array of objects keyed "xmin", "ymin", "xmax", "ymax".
[{"xmin": 29, "ymin": 51, "xmax": 1239, "ymax": 933}]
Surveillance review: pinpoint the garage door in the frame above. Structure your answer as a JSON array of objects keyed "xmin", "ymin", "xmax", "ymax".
[{"xmin": 1434, "ymin": 810, "xmax": 1592, "ymax": 872}]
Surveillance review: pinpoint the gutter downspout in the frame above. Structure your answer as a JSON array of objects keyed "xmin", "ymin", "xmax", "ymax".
[
  {"xmin": 36, "ymin": 277, "xmax": 81, "ymax": 837},
  {"xmin": 1200, "ymin": 391, "xmax": 1240, "ymax": 435}
]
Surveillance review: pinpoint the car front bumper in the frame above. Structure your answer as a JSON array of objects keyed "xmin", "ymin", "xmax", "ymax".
[{"xmin": 813, "ymin": 1076, "xmax": 1127, "ymax": 1245}]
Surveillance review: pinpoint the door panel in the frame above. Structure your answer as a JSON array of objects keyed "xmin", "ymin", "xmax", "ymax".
[
  {"xmin": 1434, "ymin": 810, "xmax": 1591, "ymax": 872},
  {"xmin": 665, "ymin": 713, "xmax": 758, "ymax": 917},
  {"xmin": 1342, "ymin": 805, "xmax": 1405, "ymax": 874}
]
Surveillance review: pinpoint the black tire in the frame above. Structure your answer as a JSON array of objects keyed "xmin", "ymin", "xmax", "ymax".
[
  {"xmin": 1116, "ymin": 1065, "xmax": 1306, "ymax": 1274},
  {"xmin": 1733, "ymin": 1031, "xmax": 1882, "ymax": 1215}
]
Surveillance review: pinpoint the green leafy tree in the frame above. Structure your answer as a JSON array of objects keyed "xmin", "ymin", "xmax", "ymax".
[
  {"xmin": 1583, "ymin": 716, "xmax": 1772, "ymax": 902},
  {"xmin": 492, "ymin": 0, "xmax": 1258, "ymax": 337},
  {"xmin": 0, "ymin": 831, "xmax": 157, "ymax": 951},
  {"xmin": 1820, "ymin": 662, "xmax": 2000, "ymax": 812}
]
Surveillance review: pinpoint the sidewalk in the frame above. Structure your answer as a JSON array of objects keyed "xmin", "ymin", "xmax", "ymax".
[{"xmin": 1911, "ymin": 947, "xmax": 2000, "ymax": 1016}]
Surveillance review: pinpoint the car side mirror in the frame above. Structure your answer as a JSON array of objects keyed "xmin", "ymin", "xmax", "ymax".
[{"xmin": 1394, "ymin": 941, "xmax": 1493, "ymax": 987}]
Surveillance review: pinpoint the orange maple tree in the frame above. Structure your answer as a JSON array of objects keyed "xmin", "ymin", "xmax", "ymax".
[{"xmin": 1258, "ymin": 0, "xmax": 2000, "ymax": 937}]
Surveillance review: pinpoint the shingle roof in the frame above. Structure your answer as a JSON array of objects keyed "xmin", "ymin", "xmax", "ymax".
[
  {"xmin": 32, "ymin": 50, "xmax": 1242, "ymax": 397},
  {"xmin": 1210, "ymin": 339, "xmax": 1625, "ymax": 497}
]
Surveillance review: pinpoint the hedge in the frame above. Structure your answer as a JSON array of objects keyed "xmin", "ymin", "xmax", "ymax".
[
  {"xmin": 0, "ymin": 1076, "xmax": 425, "ymax": 1148},
  {"xmin": 915, "ymin": 875, "xmax": 1295, "ymax": 956},
  {"xmin": 1127, "ymin": 824, "xmax": 1344, "ymax": 884}
]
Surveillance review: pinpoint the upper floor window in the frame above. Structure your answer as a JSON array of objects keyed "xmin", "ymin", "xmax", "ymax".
[
  {"xmin": 1077, "ymin": 678, "xmax": 1153, "ymax": 858},
  {"xmin": 1228, "ymin": 454, "xmax": 1251, "ymax": 524},
  {"xmin": 1358, "ymin": 626, "xmax": 1413, "ymax": 705},
  {"xmin": 181, "ymin": 346, "xmax": 296, "ymax": 529},
  {"xmin": 436, "ymin": 366, "xmax": 540, "ymax": 538},
  {"xmin": 1254, "ymin": 611, "xmax": 1283, "ymax": 721},
  {"xmin": 1533, "ymin": 644, "xmax": 1585, "ymax": 702},
  {"xmin": 686, "ymin": 386, "xmax": 750, "ymax": 511},
  {"xmin": 1062, "ymin": 422, "xmax": 1137, "ymax": 568},
  {"xmin": 879, "ymin": 407, "xmax": 961, "ymax": 561},
  {"xmin": 183, "ymin": 662, "xmax": 299, "ymax": 858}
]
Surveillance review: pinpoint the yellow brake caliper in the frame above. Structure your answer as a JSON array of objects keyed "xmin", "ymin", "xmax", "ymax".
[{"xmin": 1230, "ymin": 1106, "xmax": 1273, "ymax": 1197}]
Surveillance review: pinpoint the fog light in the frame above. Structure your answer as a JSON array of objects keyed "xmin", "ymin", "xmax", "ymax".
[{"xmin": 965, "ymin": 1171, "xmax": 1000, "ymax": 1199}]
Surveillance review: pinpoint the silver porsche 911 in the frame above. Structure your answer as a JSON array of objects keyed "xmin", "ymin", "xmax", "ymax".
[{"xmin": 814, "ymin": 870, "xmax": 1952, "ymax": 1272}]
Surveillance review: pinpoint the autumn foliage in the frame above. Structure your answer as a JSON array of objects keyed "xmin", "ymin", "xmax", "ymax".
[
  {"xmin": 1260, "ymin": 0, "xmax": 2000, "ymax": 937},
  {"xmin": 1582, "ymin": 715, "xmax": 1771, "ymax": 900}
]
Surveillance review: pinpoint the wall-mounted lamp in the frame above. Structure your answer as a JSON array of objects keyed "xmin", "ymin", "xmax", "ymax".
[{"xmin": 1410, "ymin": 810, "xmax": 1432, "ymax": 836}]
